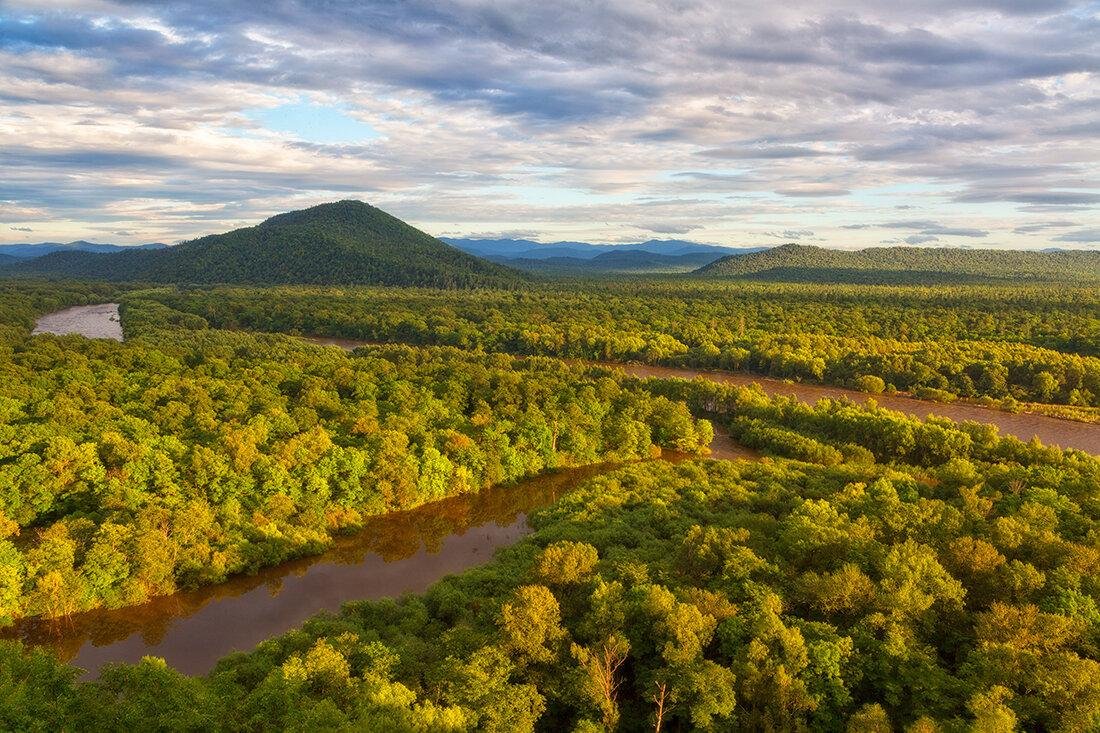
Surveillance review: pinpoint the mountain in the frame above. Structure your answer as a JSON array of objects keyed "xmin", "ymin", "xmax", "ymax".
[
  {"xmin": 0, "ymin": 253, "xmax": 17, "ymax": 266},
  {"xmin": 2, "ymin": 201, "xmax": 521, "ymax": 288},
  {"xmin": 491, "ymin": 249, "xmax": 730, "ymax": 275},
  {"xmin": 444, "ymin": 237, "xmax": 748, "ymax": 261},
  {"xmin": 0, "ymin": 241, "xmax": 168, "ymax": 259},
  {"xmin": 696, "ymin": 243, "xmax": 1100, "ymax": 283}
]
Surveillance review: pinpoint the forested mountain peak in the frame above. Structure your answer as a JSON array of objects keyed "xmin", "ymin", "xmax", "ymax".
[
  {"xmin": 0, "ymin": 200, "xmax": 521, "ymax": 288},
  {"xmin": 258, "ymin": 199, "xmax": 397, "ymax": 231}
]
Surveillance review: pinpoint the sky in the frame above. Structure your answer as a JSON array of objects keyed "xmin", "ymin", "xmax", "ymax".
[{"xmin": 1, "ymin": 1, "xmax": 1099, "ymax": 249}]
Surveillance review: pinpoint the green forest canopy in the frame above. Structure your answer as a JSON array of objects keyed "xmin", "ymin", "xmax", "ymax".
[
  {"xmin": 0, "ymin": 278, "xmax": 1097, "ymax": 731},
  {"xmin": 143, "ymin": 281, "xmax": 1100, "ymax": 414},
  {"xmin": 0, "ymin": 287, "xmax": 714, "ymax": 624}
]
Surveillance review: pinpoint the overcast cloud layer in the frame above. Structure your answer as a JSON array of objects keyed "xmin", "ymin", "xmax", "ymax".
[{"xmin": 1, "ymin": 0, "xmax": 1099, "ymax": 248}]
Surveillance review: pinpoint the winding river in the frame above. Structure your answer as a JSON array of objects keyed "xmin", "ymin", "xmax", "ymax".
[
  {"xmin": 18, "ymin": 303, "xmax": 1098, "ymax": 677},
  {"xmin": 5, "ymin": 463, "xmax": 612, "ymax": 677},
  {"xmin": 303, "ymin": 336, "xmax": 1100, "ymax": 455}
]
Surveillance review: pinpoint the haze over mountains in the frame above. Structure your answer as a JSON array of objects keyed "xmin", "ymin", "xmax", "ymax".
[
  {"xmin": 443, "ymin": 237, "xmax": 744, "ymax": 259},
  {"xmin": 0, "ymin": 241, "xmax": 167, "ymax": 259},
  {"xmin": 443, "ymin": 237, "xmax": 764, "ymax": 274}
]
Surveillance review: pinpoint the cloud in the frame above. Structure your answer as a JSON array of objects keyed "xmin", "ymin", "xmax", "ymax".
[
  {"xmin": 1012, "ymin": 220, "xmax": 1077, "ymax": 234},
  {"xmin": 9, "ymin": 226, "xmax": 33, "ymax": 232},
  {"xmin": 634, "ymin": 222, "xmax": 702, "ymax": 234},
  {"xmin": 905, "ymin": 234, "xmax": 940, "ymax": 244},
  {"xmin": 762, "ymin": 229, "xmax": 815, "ymax": 239},
  {"xmin": 1053, "ymin": 228, "xmax": 1100, "ymax": 242},
  {"xmin": 954, "ymin": 189, "xmax": 1100, "ymax": 206},
  {"xmin": 0, "ymin": 0, "xmax": 1098, "ymax": 246},
  {"xmin": 871, "ymin": 220, "xmax": 989, "ymax": 237},
  {"xmin": 775, "ymin": 187, "xmax": 851, "ymax": 198},
  {"xmin": 698, "ymin": 146, "xmax": 831, "ymax": 160}
]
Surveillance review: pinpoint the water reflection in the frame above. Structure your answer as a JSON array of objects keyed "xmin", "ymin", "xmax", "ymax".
[{"xmin": 6, "ymin": 463, "xmax": 611, "ymax": 677}]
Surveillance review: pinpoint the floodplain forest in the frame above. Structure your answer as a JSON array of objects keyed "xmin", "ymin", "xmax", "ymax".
[{"xmin": 0, "ymin": 273, "xmax": 1097, "ymax": 732}]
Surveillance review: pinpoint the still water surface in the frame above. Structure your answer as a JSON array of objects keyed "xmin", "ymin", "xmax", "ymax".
[{"xmin": 6, "ymin": 464, "xmax": 612, "ymax": 677}]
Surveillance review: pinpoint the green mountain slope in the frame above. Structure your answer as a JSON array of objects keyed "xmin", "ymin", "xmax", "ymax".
[
  {"xmin": 2, "ymin": 201, "xmax": 520, "ymax": 288},
  {"xmin": 696, "ymin": 243, "xmax": 1100, "ymax": 283}
]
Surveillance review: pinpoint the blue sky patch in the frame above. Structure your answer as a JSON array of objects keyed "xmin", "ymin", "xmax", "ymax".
[{"xmin": 247, "ymin": 99, "xmax": 378, "ymax": 144}]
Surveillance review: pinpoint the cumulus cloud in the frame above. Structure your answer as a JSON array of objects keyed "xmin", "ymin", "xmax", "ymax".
[{"xmin": 0, "ymin": 0, "xmax": 1097, "ymax": 246}]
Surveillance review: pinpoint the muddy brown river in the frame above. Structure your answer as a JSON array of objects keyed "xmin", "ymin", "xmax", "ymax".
[
  {"xmin": 605, "ymin": 362, "xmax": 1100, "ymax": 455},
  {"xmin": 304, "ymin": 336, "xmax": 1099, "ymax": 455},
  {"xmin": 18, "ymin": 304, "xmax": 1096, "ymax": 677},
  {"xmin": 6, "ymin": 463, "xmax": 614, "ymax": 677}
]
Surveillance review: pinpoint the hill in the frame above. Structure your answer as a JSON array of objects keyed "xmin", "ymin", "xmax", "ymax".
[
  {"xmin": 2, "ymin": 201, "xmax": 520, "ymax": 288},
  {"xmin": 696, "ymin": 243, "xmax": 1100, "ymax": 283},
  {"xmin": 0, "ymin": 241, "xmax": 167, "ymax": 259}
]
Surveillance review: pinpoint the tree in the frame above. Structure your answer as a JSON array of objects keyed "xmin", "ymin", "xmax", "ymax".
[{"xmin": 499, "ymin": 585, "xmax": 567, "ymax": 666}]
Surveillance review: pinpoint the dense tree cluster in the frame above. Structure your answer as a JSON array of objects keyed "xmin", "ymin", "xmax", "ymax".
[
  {"xmin": 145, "ymin": 282, "xmax": 1100, "ymax": 409},
  {"xmin": 3, "ymin": 451, "xmax": 1096, "ymax": 730},
  {"xmin": 0, "ymin": 292, "xmax": 710, "ymax": 624},
  {"xmin": 641, "ymin": 374, "xmax": 1098, "ymax": 469},
  {"xmin": 0, "ymin": 280, "xmax": 123, "ymax": 336},
  {"xmin": 1, "ymin": 275, "xmax": 1097, "ymax": 731}
]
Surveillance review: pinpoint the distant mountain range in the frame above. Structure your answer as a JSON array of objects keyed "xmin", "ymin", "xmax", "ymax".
[
  {"xmin": 444, "ymin": 237, "xmax": 744, "ymax": 259},
  {"xmin": 1, "ymin": 201, "xmax": 520, "ymax": 288},
  {"xmin": 7, "ymin": 224, "xmax": 1091, "ymax": 286},
  {"xmin": 697, "ymin": 243, "xmax": 1100, "ymax": 283},
  {"xmin": 444, "ymin": 237, "xmax": 764, "ymax": 274},
  {"xmin": 486, "ymin": 250, "xmax": 734, "ymax": 275},
  {"xmin": 0, "ymin": 240, "xmax": 167, "ymax": 259}
]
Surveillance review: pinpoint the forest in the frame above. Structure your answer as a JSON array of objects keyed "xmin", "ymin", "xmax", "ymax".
[
  {"xmin": 0, "ymin": 273, "xmax": 1096, "ymax": 731},
  {"xmin": 142, "ymin": 281, "xmax": 1100, "ymax": 418},
  {"xmin": 0, "ymin": 286, "xmax": 710, "ymax": 624},
  {"xmin": 3, "ymin": 445, "xmax": 1097, "ymax": 730}
]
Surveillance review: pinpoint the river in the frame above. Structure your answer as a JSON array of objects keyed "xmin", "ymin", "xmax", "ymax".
[
  {"xmin": 303, "ymin": 336, "xmax": 1099, "ymax": 455},
  {"xmin": 30, "ymin": 304, "xmax": 1099, "ymax": 453},
  {"xmin": 22, "ymin": 304, "xmax": 744, "ymax": 676},
  {"xmin": 5, "ymin": 463, "xmax": 615, "ymax": 677},
  {"xmin": 19, "ymin": 303, "xmax": 1097, "ymax": 676},
  {"xmin": 31, "ymin": 302, "xmax": 123, "ymax": 340}
]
